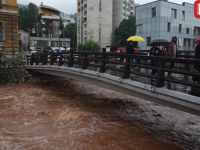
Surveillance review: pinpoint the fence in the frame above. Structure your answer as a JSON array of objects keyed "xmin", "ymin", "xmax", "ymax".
[{"xmin": 27, "ymin": 49, "xmax": 200, "ymax": 88}]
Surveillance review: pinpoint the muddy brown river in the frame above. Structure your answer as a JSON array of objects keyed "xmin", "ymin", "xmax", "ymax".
[{"xmin": 0, "ymin": 80, "xmax": 200, "ymax": 150}]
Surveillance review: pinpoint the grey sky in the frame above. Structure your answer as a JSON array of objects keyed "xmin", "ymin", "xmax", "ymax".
[{"xmin": 18, "ymin": 0, "xmax": 195, "ymax": 14}]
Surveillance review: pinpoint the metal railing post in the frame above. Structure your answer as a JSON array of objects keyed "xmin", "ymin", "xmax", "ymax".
[
  {"xmin": 82, "ymin": 53, "xmax": 88, "ymax": 69},
  {"xmin": 122, "ymin": 55, "xmax": 130, "ymax": 79},
  {"xmin": 100, "ymin": 48, "xmax": 106, "ymax": 73},
  {"xmin": 156, "ymin": 60, "xmax": 165, "ymax": 87},
  {"xmin": 58, "ymin": 53, "xmax": 63, "ymax": 66},
  {"xmin": 68, "ymin": 49, "xmax": 74, "ymax": 67}
]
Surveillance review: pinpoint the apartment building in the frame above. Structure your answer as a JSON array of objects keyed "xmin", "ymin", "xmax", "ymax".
[
  {"xmin": 77, "ymin": 0, "xmax": 113, "ymax": 48},
  {"xmin": 77, "ymin": 0, "xmax": 138, "ymax": 48},
  {"xmin": 38, "ymin": 3, "xmax": 60, "ymax": 38},
  {"xmin": 60, "ymin": 12, "xmax": 75, "ymax": 27},
  {"xmin": 136, "ymin": 0, "xmax": 200, "ymax": 50},
  {"xmin": 30, "ymin": 3, "xmax": 71, "ymax": 50},
  {"xmin": 0, "ymin": 0, "xmax": 19, "ymax": 61}
]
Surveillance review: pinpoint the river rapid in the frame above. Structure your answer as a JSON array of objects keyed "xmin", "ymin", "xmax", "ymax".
[{"xmin": 0, "ymin": 80, "xmax": 200, "ymax": 150}]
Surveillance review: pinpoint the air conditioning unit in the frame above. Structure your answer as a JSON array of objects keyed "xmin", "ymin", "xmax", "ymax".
[{"xmin": 42, "ymin": 28, "xmax": 45, "ymax": 31}]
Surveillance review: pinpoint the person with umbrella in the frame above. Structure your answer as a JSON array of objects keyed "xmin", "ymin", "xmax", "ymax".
[
  {"xmin": 162, "ymin": 36, "xmax": 178, "ymax": 78},
  {"xmin": 126, "ymin": 36, "xmax": 145, "ymax": 71},
  {"xmin": 149, "ymin": 39, "xmax": 170, "ymax": 75},
  {"xmin": 149, "ymin": 43, "xmax": 160, "ymax": 75},
  {"xmin": 126, "ymin": 40, "xmax": 135, "ymax": 70}
]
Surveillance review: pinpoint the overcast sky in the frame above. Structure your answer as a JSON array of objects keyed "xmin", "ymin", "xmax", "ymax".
[{"xmin": 18, "ymin": 0, "xmax": 195, "ymax": 14}]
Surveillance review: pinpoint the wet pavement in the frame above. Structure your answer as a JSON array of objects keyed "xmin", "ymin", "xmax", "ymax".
[{"xmin": 0, "ymin": 81, "xmax": 200, "ymax": 150}]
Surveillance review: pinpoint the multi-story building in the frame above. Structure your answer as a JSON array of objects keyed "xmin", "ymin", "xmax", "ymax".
[
  {"xmin": 112, "ymin": 0, "xmax": 138, "ymax": 44},
  {"xmin": 60, "ymin": 12, "xmax": 75, "ymax": 27},
  {"xmin": 136, "ymin": 0, "xmax": 200, "ymax": 50},
  {"xmin": 38, "ymin": 3, "xmax": 60, "ymax": 38},
  {"xmin": 30, "ymin": 3, "xmax": 71, "ymax": 50},
  {"xmin": 77, "ymin": 0, "xmax": 138, "ymax": 48},
  {"xmin": 0, "ymin": 0, "xmax": 19, "ymax": 61},
  {"xmin": 77, "ymin": 0, "xmax": 113, "ymax": 49}
]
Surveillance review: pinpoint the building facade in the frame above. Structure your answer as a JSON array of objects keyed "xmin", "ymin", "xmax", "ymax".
[
  {"xmin": 31, "ymin": 3, "xmax": 71, "ymax": 50},
  {"xmin": 136, "ymin": 0, "xmax": 200, "ymax": 50},
  {"xmin": 60, "ymin": 12, "xmax": 75, "ymax": 27},
  {"xmin": 18, "ymin": 28, "xmax": 29, "ymax": 51},
  {"xmin": 77, "ymin": 0, "xmax": 138, "ymax": 48},
  {"xmin": 77, "ymin": 0, "xmax": 113, "ymax": 49},
  {"xmin": 0, "ymin": 0, "xmax": 19, "ymax": 61},
  {"xmin": 38, "ymin": 3, "xmax": 60, "ymax": 38}
]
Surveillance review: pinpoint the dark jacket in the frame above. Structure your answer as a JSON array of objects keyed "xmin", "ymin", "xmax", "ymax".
[
  {"xmin": 149, "ymin": 47, "xmax": 160, "ymax": 56},
  {"xmin": 162, "ymin": 36, "xmax": 178, "ymax": 58},
  {"xmin": 126, "ymin": 45, "xmax": 135, "ymax": 54},
  {"xmin": 194, "ymin": 45, "xmax": 200, "ymax": 83}
]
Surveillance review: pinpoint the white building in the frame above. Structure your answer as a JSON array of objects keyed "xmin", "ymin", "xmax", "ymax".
[
  {"xmin": 60, "ymin": 12, "xmax": 75, "ymax": 27},
  {"xmin": 77, "ymin": 0, "xmax": 139, "ymax": 48}
]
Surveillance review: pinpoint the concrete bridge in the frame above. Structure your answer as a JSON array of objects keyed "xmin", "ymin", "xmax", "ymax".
[{"xmin": 26, "ymin": 50, "xmax": 200, "ymax": 115}]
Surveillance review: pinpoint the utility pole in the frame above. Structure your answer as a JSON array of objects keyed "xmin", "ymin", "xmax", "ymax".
[{"xmin": 81, "ymin": 8, "xmax": 83, "ymax": 52}]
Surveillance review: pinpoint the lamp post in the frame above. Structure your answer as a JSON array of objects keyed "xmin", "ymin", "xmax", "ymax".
[{"xmin": 59, "ymin": 30, "xmax": 62, "ymax": 51}]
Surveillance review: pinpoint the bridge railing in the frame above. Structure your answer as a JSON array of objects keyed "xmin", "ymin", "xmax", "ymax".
[{"xmin": 27, "ymin": 49, "xmax": 200, "ymax": 88}]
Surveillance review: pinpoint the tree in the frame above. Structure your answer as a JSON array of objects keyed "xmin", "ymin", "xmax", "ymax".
[
  {"xmin": 78, "ymin": 41, "xmax": 101, "ymax": 52},
  {"xmin": 64, "ymin": 23, "xmax": 77, "ymax": 48},
  {"xmin": 115, "ymin": 15, "xmax": 136, "ymax": 45},
  {"xmin": 43, "ymin": 46, "xmax": 52, "ymax": 51},
  {"xmin": 18, "ymin": 3, "xmax": 38, "ymax": 30}
]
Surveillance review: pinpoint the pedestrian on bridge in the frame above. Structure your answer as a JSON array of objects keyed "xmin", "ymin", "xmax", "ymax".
[
  {"xmin": 126, "ymin": 40, "xmax": 135, "ymax": 71},
  {"xmin": 191, "ymin": 37, "xmax": 200, "ymax": 83},
  {"xmin": 149, "ymin": 43, "xmax": 160, "ymax": 75},
  {"xmin": 162, "ymin": 36, "xmax": 178, "ymax": 78}
]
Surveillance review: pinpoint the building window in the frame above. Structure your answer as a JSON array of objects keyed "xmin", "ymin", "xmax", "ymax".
[
  {"xmin": 193, "ymin": 39, "xmax": 196, "ymax": 47},
  {"xmin": 194, "ymin": 27, "xmax": 200, "ymax": 36},
  {"xmin": 171, "ymin": 9, "xmax": 177, "ymax": 19},
  {"xmin": 152, "ymin": 7, "xmax": 156, "ymax": 17},
  {"xmin": 182, "ymin": 11, "xmax": 185, "ymax": 20},
  {"xmin": 178, "ymin": 38, "xmax": 182, "ymax": 47},
  {"xmin": 147, "ymin": 37, "xmax": 151, "ymax": 46},
  {"xmin": 0, "ymin": 22, "xmax": 3, "ymax": 40},
  {"xmin": 186, "ymin": 28, "xmax": 189, "ymax": 34},
  {"xmin": 137, "ymin": 24, "xmax": 143, "ymax": 34},
  {"xmin": 184, "ymin": 38, "xmax": 191, "ymax": 47},
  {"xmin": 167, "ymin": 22, "xmax": 171, "ymax": 32},
  {"xmin": 179, "ymin": 24, "xmax": 182, "ymax": 33}
]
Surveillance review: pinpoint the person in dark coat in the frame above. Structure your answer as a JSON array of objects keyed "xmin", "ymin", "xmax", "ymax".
[
  {"xmin": 149, "ymin": 43, "xmax": 160, "ymax": 75},
  {"xmin": 126, "ymin": 41, "xmax": 135, "ymax": 70},
  {"xmin": 192, "ymin": 42, "xmax": 200, "ymax": 83}
]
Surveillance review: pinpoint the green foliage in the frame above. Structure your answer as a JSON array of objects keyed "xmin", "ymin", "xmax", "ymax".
[
  {"xmin": 43, "ymin": 46, "xmax": 52, "ymax": 51},
  {"xmin": 18, "ymin": 3, "xmax": 38, "ymax": 30},
  {"xmin": 115, "ymin": 15, "xmax": 136, "ymax": 45},
  {"xmin": 69, "ymin": 13, "xmax": 77, "ymax": 22},
  {"xmin": 64, "ymin": 23, "xmax": 77, "ymax": 48},
  {"xmin": 78, "ymin": 40, "xmax": 101, "ymax": 52}
]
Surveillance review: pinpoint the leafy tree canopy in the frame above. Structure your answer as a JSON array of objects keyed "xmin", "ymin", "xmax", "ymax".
[
  {"xmin": 64, "ymin": 23, "xmax": 77, "ymax": 48},
  {"xmin": 18, "ymin": 3, "xmax": 38, "ymax": 30},
  {"xmin": 43, "ymin": 46, "xmax": 52, "ymax": 51},
  {"xmin": 115, "ymin": 15, "xmax": 136, "ymax": 46},
  {"xmin": 78, "ymin": 40, "xmax": 101, "ymax": 52}
]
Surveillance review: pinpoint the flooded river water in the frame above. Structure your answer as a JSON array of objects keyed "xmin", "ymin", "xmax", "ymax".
[{"xmin": 0, "ymin": 80, "xmax": 200, "ymax": 150}]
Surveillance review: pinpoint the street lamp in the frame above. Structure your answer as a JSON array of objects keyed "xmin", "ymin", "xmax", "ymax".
[{"xmin": 59, "ymin": 30, "xmax": 62, "ymax": 51}]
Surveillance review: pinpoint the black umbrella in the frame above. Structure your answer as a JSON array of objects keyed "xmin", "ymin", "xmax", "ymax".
[{"xmin": 148, "ymin": 39, "xmax": 170, "ymax": 46}]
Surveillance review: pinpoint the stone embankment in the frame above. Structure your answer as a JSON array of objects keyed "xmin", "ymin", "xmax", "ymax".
[{"xmin": 0, "ymin": 62, "xmax": 64, "ymax": 85}]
